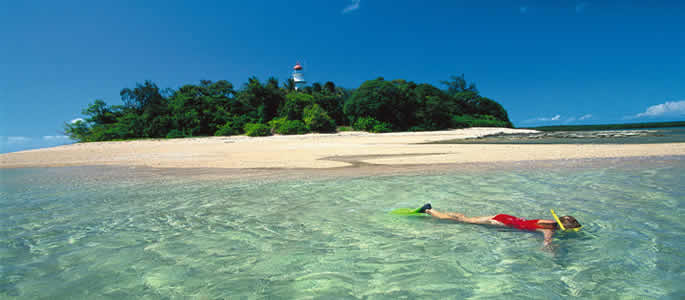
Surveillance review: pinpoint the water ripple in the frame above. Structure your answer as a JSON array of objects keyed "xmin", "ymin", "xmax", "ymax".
[{"xmin": 1, "ymin": 160, "xmax": 684, "ymax": 298}]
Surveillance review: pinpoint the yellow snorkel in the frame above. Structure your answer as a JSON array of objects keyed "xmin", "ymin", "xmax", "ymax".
[{"xmin": 550, "ymin": 209, "xmax": 582, "ymax": 232}]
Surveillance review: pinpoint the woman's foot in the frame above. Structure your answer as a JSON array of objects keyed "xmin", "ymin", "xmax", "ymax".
[{"xmin": 418, "ymin": 203, "xmax": 432, "ymax": 213}]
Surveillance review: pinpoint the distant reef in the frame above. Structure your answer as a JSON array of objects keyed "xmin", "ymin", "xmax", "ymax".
[{"xmin": 525, "ymin": 121, "xmax": 685, "ymax": 132}]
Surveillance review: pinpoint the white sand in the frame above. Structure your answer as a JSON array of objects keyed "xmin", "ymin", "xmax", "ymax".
[{"xmin": 2, "ymin": 128, "xmax": 684, "ymax": 169}]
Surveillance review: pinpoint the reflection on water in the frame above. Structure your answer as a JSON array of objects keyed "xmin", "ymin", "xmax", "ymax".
[{"xmin": 1, "ymin": 158, "xmax": 684, "ymax": 299}]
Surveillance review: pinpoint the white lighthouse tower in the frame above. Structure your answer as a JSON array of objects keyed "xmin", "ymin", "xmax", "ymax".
[{"xmin": 292, "ymin": 62, "xmax": 306, "ymax": 90}]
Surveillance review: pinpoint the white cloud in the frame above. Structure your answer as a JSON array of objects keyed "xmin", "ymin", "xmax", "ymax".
[
  {"xmin": 43, "ymin": 135, "xmax": 72, "ymax": 141},
  {"xmin": 579, "ymin": 114, "xmax": 592, "ymax": 120},
  {"xmin": 522, "ymin": 114, "xmax": 561, "ymax": 124},
  {"xmin": 1, "ymin": 135, "xmax": 74, "ymax": 153},
  {"xmin": 523, "ymin": 113, "xmax": 594, "ymax": 124},
  {"xmin": 342, "ymin": 0, "xmax": 360, "ymax": 14},
  {"xmin": 546, "ymin": 114, "xmax": 561, "ymax": 121},
  {"xmin": 71, "ymin": 118, "xmax": 85, "ymax": 124},
  {"xmin": 519, "ymin": 6, "xmax": 528, "ymax": 14},
  {"xmin": 6, "ymin": 136, "xmax": 32, "ymax": 144},
  {"xmin": 576, "ymin": 2, "xmax": 587, "ymax": 13},
  {"xmin": 563, "ymin": 114, "xmax": 593, "ymax": 123},
  {"xmin": 634, "ymin": 100, "xmax": 685, "ymax": 118}
]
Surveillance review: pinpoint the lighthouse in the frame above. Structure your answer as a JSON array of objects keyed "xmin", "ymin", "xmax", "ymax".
[{"xmin": 292, "ymin": 62, "xmax": 306, "ymax": 91}]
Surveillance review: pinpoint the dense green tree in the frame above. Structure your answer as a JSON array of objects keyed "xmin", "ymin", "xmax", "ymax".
[
  {"xmin": 63, "ymin": 119, "xmax": 90, "ymax": 141},
  {"xmin": 204, "ymin": 80, "xmax": 239, "ymax": 131},
  {"xmin": 120, "ymin": 81, "xmax": 166, "ymax": 113},
  {"xmin": 83, "ymin": 100, "xmax": 120, "ymax": 125},
  {"xmin": 263, "ymin": 77, "xmax": 284, "ymax": 122},
  {"xmin": 323, "ymin": 81, "xmax": 336, "ymax": 94},
  {"xmin": 343, "ymin": 78, "xmax": 416, "ymax": 131},
  {"xmin": 168, "ymin": 85, "xmax": 203, "ymax": 136},
  {"xmin": 168, "ymin": 80, "xmax": 237, "ymax": 136},
  {"xmin": 119, "ymin": 81, "xmax": 170, "ymax": 137},
  {"xmin": 469, "ymin": 97, "xmax": 511, "ymax": 125},
  {"xmin": 300, "ymin": 86, "xmax": 313, "ymax": 94},
  {"xmin": 303, "ymin": 104, "xmax": 336, "ymax": 133},
  {"xmin": 311, "ymin": 92, "xmax": 344, "ymax": 125},
  {"xmin": 440, "ymin": 74, "xmax": 478, "ymax": 96},
  {"xmin": 215, "ymin": 115, "xmax": 253, "ymax": 136},
  {"xmin": 236, "ymin": 77, "xmax": 265, "ymax": 121},
  {"xmin": 412, "ymin": 84, "xmax": 455, "ymax": 130},
  {"xmin": 450, "ymin": 92, "xmax": 511, "ymax": 126},
  {"xmin": 311, "ymin": 82, "xmax": 322, "ymax": 94},
  {"xmin": 66, "ymin": 100, "xmax": 127, "ymax": 141},
  {"xmin": 114, "ymin": 110, "xmax": 146, "ymax": 139},
  {"xmin": 236, "ymin": 77, "xmax": 285, "ymax": 123},
  {"xmin": 65, "ymin": 73, "xmax": 512, "ymax": 142},
  {"xmin": 283, "ymin": 78, "xmax": 296, "ymax": 92},
  {"xmin": 280, "ymin": 92, "xmax": 314, "ymax": 121}
]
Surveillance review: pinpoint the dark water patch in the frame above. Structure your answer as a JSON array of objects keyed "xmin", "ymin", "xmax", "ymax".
[{"xmin": 427, "ymin": 127, "xmax": 685, "ymax": 144}]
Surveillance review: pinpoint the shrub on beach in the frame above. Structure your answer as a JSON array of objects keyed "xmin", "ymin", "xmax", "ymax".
[
  {"xmin": 244, "ymin": 123, "xmax": 272, "ymax": 137},
  {"xmin": 166, "ymin": 129, "xmax": 186, "ymax": 138},
  {"xmin": 352, "ymin": 117, "xmax": 377, "ymax": 131},
  {"xmin": 303, "ymin": 104, "xmax": 337, "ymax": 133},
  {"xmin": 451, "ymin": 118, "xmax": 471, "ymax": 129},
  {"xmin": 215, "ymin": 115, "xmax": 252, "ymax": 136},
  {"xmin": 352, "ymin": 116, "xmax": 392, "ymax": 133},
  {"xmin": 215, "ymin": 123, "xmax": 238, "ymax": 136},
  {"xmin": 268, "ymin": 117, "xmax": 308, "ymax": 135},
  {"xmin": 281, "ymin": 120, "xmax": 308, "ymax": 134},
  {"xmin": 371, "ymin": 123, "xmax": 392, "ymax": 133}
]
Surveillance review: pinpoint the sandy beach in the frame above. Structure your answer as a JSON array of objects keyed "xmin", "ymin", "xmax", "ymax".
[{"xmin": 2, "ymin": 127, "xmax": 684, "ymax": 170}]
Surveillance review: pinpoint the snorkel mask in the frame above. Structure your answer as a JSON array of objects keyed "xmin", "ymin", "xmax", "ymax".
[{"xmin": 550, "ymin": 209, "xmax": 582, "ymax": 232}]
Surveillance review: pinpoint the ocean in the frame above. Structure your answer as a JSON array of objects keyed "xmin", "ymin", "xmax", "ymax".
[{"xmin": 2, "ymin": 129, "xmax": 684, "ymax": 299}]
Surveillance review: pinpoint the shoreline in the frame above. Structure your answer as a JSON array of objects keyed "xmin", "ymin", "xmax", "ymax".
[
  {"xmin": 3, "ymin": 155, "xmax": 683, "ymax": 183},
  {"xmin": 2, "ymin": 127, "xmax": 685, "ymax": 170}
]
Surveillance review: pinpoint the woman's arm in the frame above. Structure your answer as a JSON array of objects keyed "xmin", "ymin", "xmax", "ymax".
[{"xmin": 542, "ymin": 229, "xmax": 554, "ymax": 246}]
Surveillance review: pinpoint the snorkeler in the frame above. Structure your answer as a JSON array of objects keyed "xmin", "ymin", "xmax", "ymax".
[{"xmin": 416, "ymin": 204, "xmax": 581, "ymax": 246}]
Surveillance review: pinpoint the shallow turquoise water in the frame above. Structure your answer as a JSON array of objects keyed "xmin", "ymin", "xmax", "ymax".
[{"xmin": 1, "ymin": 158, "xmax": 684, "ymax": 299}]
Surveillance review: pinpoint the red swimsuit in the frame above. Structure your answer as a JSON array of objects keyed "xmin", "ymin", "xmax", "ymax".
[{"xmin": 492, "ymin": 214, "xmax": 543, "ymax": 231}]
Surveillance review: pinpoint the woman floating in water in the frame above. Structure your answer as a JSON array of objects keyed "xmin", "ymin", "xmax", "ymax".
[{"xmin": 416, "ymin": 204, "xmax": 582, "ymax": 246}]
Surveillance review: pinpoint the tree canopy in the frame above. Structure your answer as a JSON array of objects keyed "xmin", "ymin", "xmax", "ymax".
[
  {"xmin": 64, "ymin": 74, "xmax": 513, "ymax": 142},
  {"xmin": 344, "ymin": 77, "xmax": 512, "ymax": 131}
]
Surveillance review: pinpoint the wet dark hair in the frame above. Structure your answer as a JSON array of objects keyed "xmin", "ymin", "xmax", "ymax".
[{"xmin": 560, "ymin": 216, "xmax": 581, "ymax": 228}]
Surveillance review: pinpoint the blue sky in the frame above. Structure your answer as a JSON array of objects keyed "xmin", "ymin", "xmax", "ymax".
[{"xmin": 1, "ymin": 0, "xmax": 684, "ymax": 152}]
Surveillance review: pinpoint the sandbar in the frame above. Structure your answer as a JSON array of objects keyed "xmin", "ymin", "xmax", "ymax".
[{"xmin": 2, "ymin": 128, "xmax": 684, "ymax": 169}]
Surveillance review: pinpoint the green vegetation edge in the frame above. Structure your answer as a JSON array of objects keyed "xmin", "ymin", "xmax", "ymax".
[{"xmin": 64, "ymin": 75, "xmax": 514, "ymax": 142}]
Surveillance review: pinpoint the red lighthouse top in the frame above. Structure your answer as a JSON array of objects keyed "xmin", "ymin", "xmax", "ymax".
[{"xmin": 293, "ymin": 63, "xmax": 303, "ymax": 70}]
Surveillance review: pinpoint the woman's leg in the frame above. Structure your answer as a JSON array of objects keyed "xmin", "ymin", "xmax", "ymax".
[{"xmin": 426, "ymin": 208, "xmax": 500, "ymax": 226}]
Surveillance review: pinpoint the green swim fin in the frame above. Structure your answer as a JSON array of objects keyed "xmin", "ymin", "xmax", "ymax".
[{"xmin": 390, "ymin": 204, "xmax": 431, "ymax": 215}]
